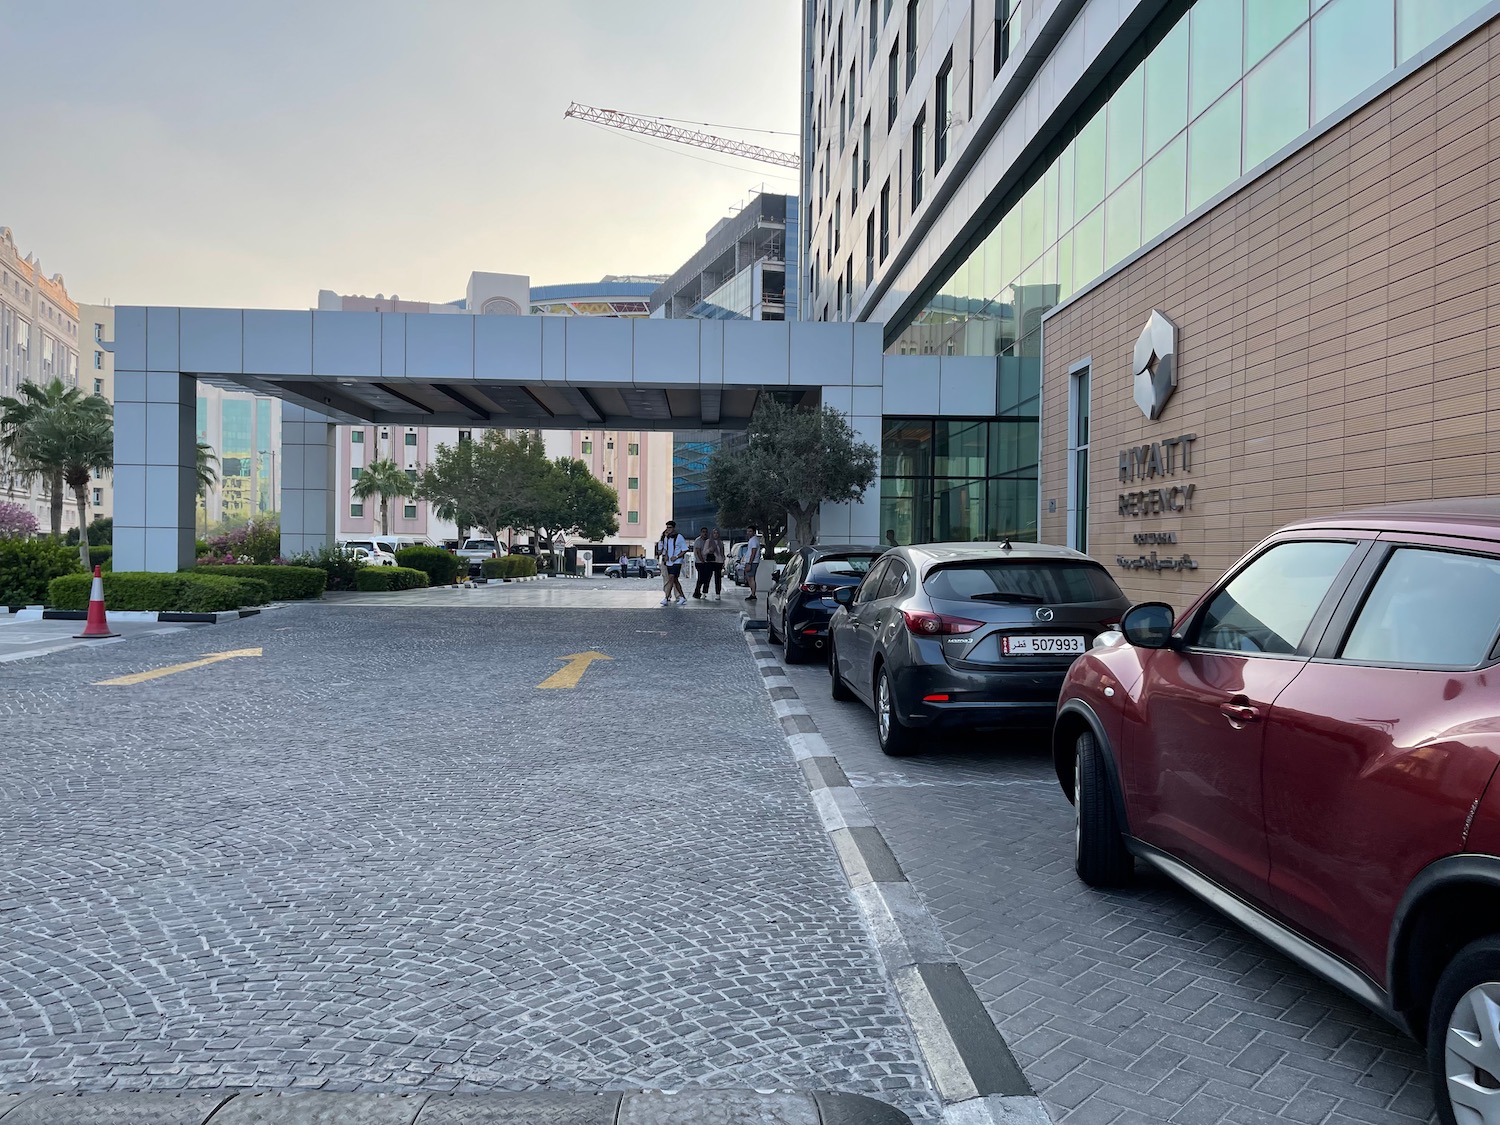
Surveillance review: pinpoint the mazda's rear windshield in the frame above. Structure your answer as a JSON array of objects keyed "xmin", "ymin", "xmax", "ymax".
[
  {"xmin": 809, "ymin": 555, "xmax": 879, "ymax": 580},
  {"xmin": 925, "ymin": 561, "xmax": 1125, "ymax": 604}
]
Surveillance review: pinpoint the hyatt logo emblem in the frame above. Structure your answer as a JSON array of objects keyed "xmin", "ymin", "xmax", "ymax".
[{"xmin": 1133, "ymin": 310, "xmax": 1178, "ymax": 421}]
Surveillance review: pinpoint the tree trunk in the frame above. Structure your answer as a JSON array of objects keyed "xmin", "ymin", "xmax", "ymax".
[
  {"xmin": 380, "ymin": 497, "xmax": 389, "ymax": 536},
  {"xmin": 49, "ymin": 470, "xmax": 64, "ymax": 537},
  {"xmin": 74, "ymin": 487, "xmax": 92, "ymax": 571},
  {"xmin": 788, "ymin": 502, "xmax": 818, "ymax": 550}
]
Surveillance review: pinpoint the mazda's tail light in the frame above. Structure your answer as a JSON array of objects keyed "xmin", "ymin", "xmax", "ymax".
[
  {"xmin": 901, "ymin": 610, "xmax": 983, "ymax": 636},
  {"xmin": 801, "ymin": 582, "xmax": 836, "ymax": 595}
]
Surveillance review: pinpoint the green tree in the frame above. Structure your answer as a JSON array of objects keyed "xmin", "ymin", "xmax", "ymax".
[
  {"xmin": 196, "ymin": 442, "xmax": 219, "ymax": 500},
  {"xmin": 419, "ymin": 431, "xmax": 534, "ymax": 551},
  {"xmin": 0, "ymin": 378, "xmax": 89, "ymax": 538},
  {"xmin": 533, "ymin": 456, "xmax": 619, "ymax": 561},
  {"xmin": 708, "ymin": 397, "xmax": 877, "ymax": 549},
  {"xmin": 0, "ymin": 379, "xmax": 115, "ymax": 567},
  {"xmin": 352, "ymin": 458, "xmax": 411, "ymax": 535},
  {"xmin": 416, "ymin": 436, "xmax": 480, "ymax": 541}
]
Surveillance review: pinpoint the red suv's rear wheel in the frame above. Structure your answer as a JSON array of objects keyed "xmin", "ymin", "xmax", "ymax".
[{"xmin": 1431, "ymin": 936, "xmax": 1500, "ymax": 1125}]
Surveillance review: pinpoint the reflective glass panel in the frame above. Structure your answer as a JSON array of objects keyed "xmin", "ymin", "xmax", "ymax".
[
  {"xmin": 881, "ymin": 418, "xmax": 932, "ymax": 475},
  {"xmin": 1042, "ymin": 162, "xmax": 1059, "ymax": 247},
  {"xmin": 982, "ymin": 225, "xmax": 1004, "ymax": 299},
  {"xmin": 933, "ymin": 479, "xmax": 988, "ymax": 541},
  {"xmin": 881, "ymin": 476, "xmax": 931, "ymax": 545},
  {"xmin": 1397, "ymin": 0, "xmax": 1486, "ymax": 62},
  {"xmin": 1246, "ymin": 0, "xmax": 1308, "ymax": 68},
  {"xmin": 1056, "ymin": 229, "xmax": 1075, "ymax": 300},
  {"xmin": 1106, "ymin": 69, "xmax": 1144, "ymax": 193},
  {"xmin": 1244, "ymin": 28, "xmax": 1309, "ymax": 169},
  {"xmin": 1000, "ymin": 209, "xmax": 1022, "ymax": 291},
  {"xmin": 1073, "ymin": 206, "xmax": 1104, "ymax": 287},
  {"xmin": 1056, "ymin": 139, "xmax": 1076, "ymax": 232},
  {"xmin": 1144, "ymin": 20, "xmax": 1189, "ymax": 158},
  {"xmin": 1074, "ymin": 114, "xmax": 1106, "ymax": 217},
  {"xmin": 1141, "ymin": 134, "xmax": 1187, "ymax": 241},
  {"xmin": 1104, "ymin": 171, "xmax": 1143, "ymax": 267},
  {"xmin": 1312, "ymin": 0, "xmax": 1394, "ymax": 121},
  {"xmin": 987, "ymin": 475, "xmax": 1038, "ymax": 540},
  {"xmin": 934, "ymin": 420, "xmax": 990, "ymax": 476},
  {"xmin": 1188, "ymin": 86, "xmax": 1242, "ymax": 212},
  {"xmin": 1021, "ymin": 180, "xmax": 1044, "ymax": 270},
  {"xmin": 1190, "ymin": 0, "xmax": 1244, "ymax": 117}
]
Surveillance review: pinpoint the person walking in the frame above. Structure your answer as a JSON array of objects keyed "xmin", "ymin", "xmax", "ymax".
[
  {"xmin": 691, "ymin": 528, "xmax": 710, "ymax": 599},
  {"xmin": 658, "ymin": 521, "xmax": 689, "ymax": 606},
  {"xmin": 744, "ymin": 524, "xmax": 763, "ymax": 602},
  {"xmin": 701, "ymin": 527, "xmax": 725, "ymax": 598}
]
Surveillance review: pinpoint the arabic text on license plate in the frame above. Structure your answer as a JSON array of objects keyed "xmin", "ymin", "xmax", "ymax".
[{"xmin": 1002, "ymin": 634, "xmax": 1086, "ymax": 655}]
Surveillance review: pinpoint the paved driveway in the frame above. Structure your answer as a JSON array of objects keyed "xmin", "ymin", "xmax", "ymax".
[
  {"xmin": 0, "ymin": 600, "xmax": 937, "ymax": 1121},
  {"xmin": 771, "ymin": 653, "xmax": 1435, "ymax": 1125}
]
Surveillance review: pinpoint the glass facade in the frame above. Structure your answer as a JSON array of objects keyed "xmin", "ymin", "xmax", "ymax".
[
  {"xmin": 895, "ymin": 0, "xmax": 1492, "ymax": 360},
  {"xmin": 878, "ymin": 0, "xmax": 1492, "ymax": 544},
  {"xmin": 880, "ymin": 417, "xmax": 1038, "ymax": 546}
]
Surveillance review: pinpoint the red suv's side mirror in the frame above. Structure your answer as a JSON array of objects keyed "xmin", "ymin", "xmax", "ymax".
[{"xmin": 1122, "ymin": 602, "xmax": 1177, "ymax": 649}]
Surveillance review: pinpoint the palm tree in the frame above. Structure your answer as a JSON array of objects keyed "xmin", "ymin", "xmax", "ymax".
[
  {"xmin": 32, "ymin": 399, "xmax": 113, "ymax": 571},
  {"xmin": 0, "ymin": 379, "xmax": 81, "ymax": 537},
  {"xmin": 352, "ymin": 458, "xmax": 411, "ymax": 536},
  {"xmin": 196, "ymin": 442, "xmax": 219, "ymax": 501}
]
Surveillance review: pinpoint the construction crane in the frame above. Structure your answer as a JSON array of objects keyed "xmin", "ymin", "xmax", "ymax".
[{"xmin": 564, "ymin": 103, "xmax": 801, "ymax": 170}]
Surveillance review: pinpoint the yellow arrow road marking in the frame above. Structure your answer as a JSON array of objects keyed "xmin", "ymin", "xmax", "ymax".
[
  {"xmin": 95, "ymin": 648, "xmax": 263, "ymax": 686},
  {"xmin": 537, "ymin": 650, "xmax": 612, "ymax": 690}
]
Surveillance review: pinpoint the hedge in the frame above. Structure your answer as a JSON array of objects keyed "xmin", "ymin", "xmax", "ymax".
[
  {"xmin": 191, "ymin": 564, "xmax": 326, "ymax": 600},
  {"xmin": 353, "ymin": 566, "xmax": 429, "ymax": 592},
  {"xmin": 86, "ymin": 545, "xmax": 113, "ymax": 571},
  {"xmin": 48, "ymin": 571, "xmax": 271, "ymax": 613},
  {"xmin": 1, "ymin": 538, "xmax": 82, "ymax": 605},
  {"xmin": 395, "ymin": 545, "xmax": 461, "ymax": 586},
  {"xmin": 482, "ymin": 555, "xmax": 539, "ymax": 579}
]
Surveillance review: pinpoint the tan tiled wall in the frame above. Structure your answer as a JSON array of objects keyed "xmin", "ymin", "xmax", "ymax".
[{"xmin": 1040, "ymin": 16, "xmax": 1500, "ymax": 608}]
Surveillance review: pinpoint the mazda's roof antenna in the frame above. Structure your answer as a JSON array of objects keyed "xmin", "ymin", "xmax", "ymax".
[{"xmin": 1001, "ymin": 538, "xmax": 1013, "ymax": 551}]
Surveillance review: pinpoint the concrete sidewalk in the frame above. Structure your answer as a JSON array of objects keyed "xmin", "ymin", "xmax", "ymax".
[{"xmin": 0, "ymin": 615, "xmax": 201, "ymax": 664}]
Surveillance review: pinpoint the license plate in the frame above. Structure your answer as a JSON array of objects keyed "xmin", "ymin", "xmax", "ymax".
[{"xmin": 1001, "ymin": 634, "xmax": 1086, "ymax": 655}]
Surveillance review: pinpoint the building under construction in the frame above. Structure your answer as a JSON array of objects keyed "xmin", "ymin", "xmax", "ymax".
[{"xmin": 648, "ymin": 193, "xmax": 798, "ymax": 322}]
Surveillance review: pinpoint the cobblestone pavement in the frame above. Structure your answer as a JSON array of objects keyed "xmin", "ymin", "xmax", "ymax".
[
  {"xmin": 773, "ymin": 654, "xmax": 1435, "ymax": 1125},
  {"xmin": 0, "ymin": 601, "xmax": 939, "ymax": 1122}
]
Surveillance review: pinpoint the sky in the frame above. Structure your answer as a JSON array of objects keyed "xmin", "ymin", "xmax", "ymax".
[{"xmin": 0, "ymin": 2, "xmax": 802, "ymax": 310}]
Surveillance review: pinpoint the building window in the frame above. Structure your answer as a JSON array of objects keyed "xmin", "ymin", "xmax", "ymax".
[
  {"xmin": 606, "ymin": 472, "xmax": 615, "ymax": 484},
  {"xmin": 911, "ymin": 109, "xmax": 926, "ymax": 207},
  {"xmin": 836, "ymin": 275, "xmax": 844, "ymax": 318},
  {"xmin": 92, "ymin": 488, "xmax": 102, "ymax": 506},
  {"xmin": 869, "ymin": 0, "xmax": 879, "ymax": 61},
  {"xmin": 92, "ymin": 378, "xmax": 103, "ymax": 396},
  {"xmin": 879, "ymin": 180, "xmax": 891, "ymax": 260},
  {"xmin": 862, "ymin": 117, "xmax": 872, "ymax": 184},
  {"xmin": 93, "ymin": 323, "xmax": 103, "ymax": 342},
  {"xmin": 839, "ymin": 94, "xmax": 847, "ymax": 149},
  {"xmin": 851, "ymin": 145, "xmax": 860, "ymax": 208},
  {"xmin": 404, "ymin": 468, "xmax": 418, "ymax": 482},
  {"xmin": 582, "ymin": 439, "xmax": 593, "ymax": 454},
  {"xmin": 996, "ymin": 0, "xmax": 1019, "ymax": 74},
  {"xmin": 866, "ymin": 215, "xmax": 876, "ymax": 283},
  {"xmin": 1068, "ymin": 366, "xmax": 1090, "ymax": 552},
  {"xmin": 351, "ymin": 431, "xmax": 364, "ymax": 444},
  {"xmin": 935, "ymin": 54, "xmax": 952, "ymax": 171},
  {"xmin": 628, "ymin": 476, "xmax": 639, "ymax": 490},
  {"xmin": 93, "ymin": 351, "xmax": 102, "ymax": 369},
  {"xmin": 351, "ymin": 467, "xmax": 363, "ymax": 480},
  {"xmin": 880, "ymin": 418, "xmax": 1039, "ymax": 545},
  {"xmin": 888, "ymin": 43, "xmax": 899, "ymax": 130},
  {"xmin": 628, "ymin": 510, "xmax": 639, "ymax": 524},
  {"xmin": 607, "ymin": 438, "xmax": 614, "ymax": 449},
  {"xmin": 404, "ymin": 432, "xmax": 417, "ymax": 446},
  {"xmin": 834, "ymin": 195, "xmax": 841, "ymax": 252},
  {"xmin": 458, "ymin": 430, "xmax": 472, "ymax": 443},
  {"xmin": 628, "ymin": 442, "xmax": 639, "ymax": 456},
  {"xmin": 844, "ymin": 259, "xmax": 854, "ymax": 317},
  {"xmin": 350, "ymin": 502, "xmax": 364, "ymax": 517},
  {"xmin": 403, "ymin": 504, "xmax": 417, "ymax": 519},
  {"xmin": 379, "ymin": 428, "xmax": 389, "ymax": 441},
  {"xmin": 905, "ymin": 0, "xmax": 917, "ymax": 87}
]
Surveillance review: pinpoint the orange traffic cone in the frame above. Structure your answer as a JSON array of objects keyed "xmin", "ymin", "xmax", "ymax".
[{"xmin": 74, "ymin": 565, "xmax": 118, "ymax": 639}]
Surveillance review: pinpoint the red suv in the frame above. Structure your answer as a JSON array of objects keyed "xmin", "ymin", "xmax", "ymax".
[{"xmin": 1054, "ymin": 499, "xmax": 1500, "ymax": 1124}]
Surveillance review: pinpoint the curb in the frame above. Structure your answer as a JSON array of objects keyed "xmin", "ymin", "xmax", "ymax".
[
  {"xmin": 10, "ymin": 608, "xmax": 261, "ymax": 624},
  {"xmin": 745, "ymin": 633, "xmax": 1051, "ymax": 1125},
  {"xmin": 0, "ymin": 1089, "xmax": 912, "ymax": 1125}
]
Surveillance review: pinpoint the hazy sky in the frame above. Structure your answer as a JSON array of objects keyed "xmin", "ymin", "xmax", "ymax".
[{"xmin": 0, "ymin": 2, "xmax": 801, "ymax": 310}]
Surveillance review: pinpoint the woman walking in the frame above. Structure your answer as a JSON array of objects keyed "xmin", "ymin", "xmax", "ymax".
[{"xmin": 695, "ymin": 528, "xmax": 725, "ymax": 599}]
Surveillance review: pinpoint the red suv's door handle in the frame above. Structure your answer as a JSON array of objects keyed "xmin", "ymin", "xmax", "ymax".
[{"xmin": 1220, "ymin": 702, "xmax": 1260, "ymax": 724}]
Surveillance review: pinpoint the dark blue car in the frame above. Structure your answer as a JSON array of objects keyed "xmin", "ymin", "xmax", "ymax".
[{"xmin": 766, "ymin": 544, "xmax": 884, "ymax": 663}]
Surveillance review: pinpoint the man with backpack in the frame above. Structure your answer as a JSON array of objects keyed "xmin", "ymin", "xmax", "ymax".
[{"xmin": 658, "ymin": 521, "xmax": 689, "ymax": 607}]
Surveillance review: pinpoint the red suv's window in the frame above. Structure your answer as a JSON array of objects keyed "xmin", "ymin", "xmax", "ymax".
[
  {"xmin": 1341, "ymin": 547, "xmax": 1500, "ymax": 667},
  {"xmin": 1193, "ymin": 540, "xmax": 1355, "ymax": 654}
]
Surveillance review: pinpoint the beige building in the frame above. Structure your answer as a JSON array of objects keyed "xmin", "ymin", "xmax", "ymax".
[
  {"xmin": 0, "ymin": 227, "xmax": 85, "ymax": 533},
  {"xmin": 77, "ymin": 304, "xmax": 116, "ymax": 527}
]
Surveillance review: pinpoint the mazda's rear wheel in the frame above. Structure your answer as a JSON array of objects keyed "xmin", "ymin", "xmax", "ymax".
[
  {"xmin": 829, "ymin": 639, "xmax": 855, "ymax": 702},
  {"xmin": 875, "ymin": 667, "xmax": 917, "ymax": 756},
  {"xmin": 1074, "ymin": 730, "xmax": 1132, "ymax": 887},
  {"xmin": 783, "ymin": 629, "xmax": 808, "ymax": 664},
  {"xmin": 1431, "ymin": 937, "xmax": 1500, "ymax": 1125}
]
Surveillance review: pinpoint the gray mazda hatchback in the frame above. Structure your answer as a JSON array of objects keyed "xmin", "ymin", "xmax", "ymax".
[{"xmin": 827, "ymin": 542, "xmax": 1130, "ymax": 755}]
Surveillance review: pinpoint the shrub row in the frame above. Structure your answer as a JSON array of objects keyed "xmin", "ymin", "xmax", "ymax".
[
  {"xmin": 482, "ymin": 555, "xmax": 539, "ymax": 579},
  {"xmin": 0, "ymin": 538, "xmax": 82, "ymax": 605},
  {"xmin": 48, "ymin": 571, "xmax": 271, "ymax": 613},
  {"xmin": 353, "ymin": 566, "xmax": 429, "ymax": 592},
  {"xmin": 395, "ymin": 545, "xmax": 461, "ymax": 586},
  {"xmin": 191, "ymin": 564, "xmax": 326, "ymax": 600},
  {"xmin": 87, "ymin": 545, "xmax": 113, "ymax": 571}
]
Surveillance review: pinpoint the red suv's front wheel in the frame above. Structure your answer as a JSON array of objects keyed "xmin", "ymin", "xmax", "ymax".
[{"xmin": 1073, "ymin": 730, "xmax": 1133, "ymax": 887}]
